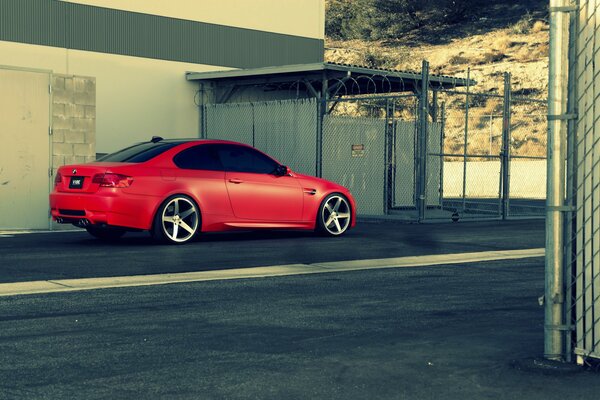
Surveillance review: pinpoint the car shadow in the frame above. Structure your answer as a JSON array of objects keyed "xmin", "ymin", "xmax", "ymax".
[{"xmin": 71, "ymin": 229, "xmax": 353, "ymax": 247}]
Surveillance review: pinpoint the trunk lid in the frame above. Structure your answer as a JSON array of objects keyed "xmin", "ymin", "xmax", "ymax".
[{"xmin": 54, "ymin": 162, "xmax": 130, "ymax": 193}]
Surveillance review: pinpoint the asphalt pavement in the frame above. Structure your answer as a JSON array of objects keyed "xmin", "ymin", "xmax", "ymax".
[
  {"xmin": 0, "ymin": 219, "xmax": 544, "ymax": 283},
  {"xmin": 2, "ymin": 257, "xmax": 599, "ymax": 400},
  {"xmin": 3, "ymin": 218, "xmax": 595, "ymax": 399}
]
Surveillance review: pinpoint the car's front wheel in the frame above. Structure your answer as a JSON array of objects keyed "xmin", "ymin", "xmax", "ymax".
[
  {"xmin": 152, "ymin": 195, "xmax": 200, "ymax": 244},
  {"xmin": 316, "ymin": 193, "xmax": 351, "ymax": 236}
]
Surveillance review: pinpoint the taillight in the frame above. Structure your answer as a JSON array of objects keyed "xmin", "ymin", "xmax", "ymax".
[
  {"xmin": 92, "ymin": 173, "xmax": 133, "ymax": 188},
  {"xmin": 54, "ymin": 172, "xmax": 62, "ymax": 186}
]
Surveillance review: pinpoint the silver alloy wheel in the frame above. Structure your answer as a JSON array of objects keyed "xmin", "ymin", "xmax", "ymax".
[
  {"xmin": 321, "ymin": 195, "xmax": 351, "ymax": 235},
  {"xmin": 161, "ymin": 197, "xmax": 199, "ymax": 243}
]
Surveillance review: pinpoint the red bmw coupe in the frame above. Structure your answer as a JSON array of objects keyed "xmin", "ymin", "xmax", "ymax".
[{"xmin": 50, "ymin": 138, "xmax": 356, "ymax": 244}]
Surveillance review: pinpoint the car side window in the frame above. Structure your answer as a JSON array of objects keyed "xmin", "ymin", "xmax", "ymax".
[
  {"xmin": 173, "ymin": 145, "xmax": 223, "ymax": 171},
  {"xmin": 216, "ymin": 145, "xmax": 279, "ymax": 174}
]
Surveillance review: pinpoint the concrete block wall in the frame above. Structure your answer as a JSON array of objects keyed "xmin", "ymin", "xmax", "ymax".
[{"xmin": 51, "ymin": 74, "xmax": 96, "ymax": 174}]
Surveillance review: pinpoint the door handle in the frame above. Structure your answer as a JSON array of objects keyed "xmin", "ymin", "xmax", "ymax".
[{"xmin": 228, "ymin": 178, "xmax": 243, "ymax": 184}]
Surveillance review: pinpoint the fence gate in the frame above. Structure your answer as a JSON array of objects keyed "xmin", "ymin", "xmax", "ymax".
[
  {"xmin": 434, "ymin": 90, "xmax": 505, "ymax": 220},
  {"xmin": 322, "ymin": 95, "xmax": 430, "ymax": 218},
  {"xmin": 322, "ymin": 113, "xmax": 387, "ymax": 216}
]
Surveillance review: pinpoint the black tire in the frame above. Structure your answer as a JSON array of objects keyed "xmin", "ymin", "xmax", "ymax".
[
  {"xmin": 152, "ymin": 194, "xmax": 200, "ymax": 244},
  {"xmin": 86, "ymin": 225, "xmax": 126, "ymax": 241},
  {"xmin": 316, "ymin": 193, "xmax": 352, "ymax": 236}
]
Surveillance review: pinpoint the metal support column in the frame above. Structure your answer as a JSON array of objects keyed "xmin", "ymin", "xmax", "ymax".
[
  {"xmin": 545, "ymin": 0, "xmax": 572, "ymax": 362},
  {"xmin": 198, "ymin": 83, "xmax": 207, "ymax": 139},
  {"xmin": 417, "ymin": 60, "xmax": 430, "ymax": 222},
  {"xmin": 501, "ymin": 72, "xmax": 512, "ymax": 220},
  {"xmin": 316, "ymin": 73, "xmax": 328, "ymax": 178}
]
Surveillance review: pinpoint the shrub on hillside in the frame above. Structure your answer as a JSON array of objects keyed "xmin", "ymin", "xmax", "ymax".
[
  {"xmin": 326, "ymin": 0, "xmax": 372, "ymax": 39},
  {"xmin": 326, "ymin": 0, "xmax": 478, "ymax": 40}
]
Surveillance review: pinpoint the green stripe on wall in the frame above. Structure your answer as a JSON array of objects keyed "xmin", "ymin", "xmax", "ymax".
[{"xmin": 0, "ymin": 0, "xmax": 324, "ymax": 68}]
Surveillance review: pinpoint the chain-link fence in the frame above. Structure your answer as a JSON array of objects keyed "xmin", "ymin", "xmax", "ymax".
[
  {"xmin": 560, "ymin": 0, "xmax": 600, "ymax": 365},
  {"xmin": 204, "ymin": 99, "xmax": 318, "ymax": 176},
  {"xmin": 201, "ymin": 67, "xmax": 546, "ymax": 223},
  {"xmin": 508, "ymin": 97, "xmax": 547, "ymax": 217}
]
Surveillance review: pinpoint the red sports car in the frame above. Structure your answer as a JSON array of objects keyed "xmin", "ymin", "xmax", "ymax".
[{"xmin": 50, "ymin": 138, "xmax": 356, "ymax": 244}]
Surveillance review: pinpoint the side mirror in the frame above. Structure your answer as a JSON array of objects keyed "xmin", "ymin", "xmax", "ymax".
[{"xmin": 275, "ymin": 165, "xmax": 291, "ymax": 176}]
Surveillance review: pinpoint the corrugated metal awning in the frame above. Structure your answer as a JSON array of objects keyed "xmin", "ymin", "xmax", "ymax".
[{"xmin": 186, "ymin": 62, "xmax": 474, "ymax": 96}]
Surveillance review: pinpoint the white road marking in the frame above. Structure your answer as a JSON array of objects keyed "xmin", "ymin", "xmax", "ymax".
[
  {"xmin": 0, "ymin": 248, "xmax": 545, "ymax": 297},
  {"xmin": 0, "ymin": 229, "xmax": 80, "ymax": 235}
]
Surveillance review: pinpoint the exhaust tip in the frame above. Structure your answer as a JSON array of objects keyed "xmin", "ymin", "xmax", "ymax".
[{"xmin": 77, "ymin": 219, "xmax": 91, "ymax": 227}]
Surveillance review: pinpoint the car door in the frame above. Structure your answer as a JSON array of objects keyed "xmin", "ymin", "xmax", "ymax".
[
  {"xmin": 172, "ymin": 144, "xmax": 232, "ymax": 217},
  {"xmin": 216, "ymin": 144, "xmax": 304, "ymax": 221}
]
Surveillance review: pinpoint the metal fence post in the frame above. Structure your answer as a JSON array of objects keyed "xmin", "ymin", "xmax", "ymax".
[
  {"xmin": 417, "ymin": 60, "xmax": 430, "ymax": 222},
  {"xmin": 461, "ymin": 68, "xmax": 471, "ymax": 212},
  {"xmin": 545, "ymin": 0, "xmax": 571, "ymax": 362},
  {"xmin": 439, "ymin": 102, "xmax": 446, "ymax": 208},
  {"xmin": 384, "ymin": 99, "xmax": 391, "ymax": 215},
  {"xmin": 501, "ymin": 72, "xmax": 512, "ymax": 220}
]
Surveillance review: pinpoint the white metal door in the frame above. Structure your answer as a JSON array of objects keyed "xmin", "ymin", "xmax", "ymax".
[{"xmin": 0, "ymin": 68, "xmax": 51, "ymax": 229}]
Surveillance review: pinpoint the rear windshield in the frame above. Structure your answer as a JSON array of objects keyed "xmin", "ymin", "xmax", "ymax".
[{"xmin": 98, "ymin": 142, "xmax": 180, "ymax": 163}]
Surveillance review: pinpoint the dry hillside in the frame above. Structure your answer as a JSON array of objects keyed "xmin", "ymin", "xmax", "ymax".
[
  {"xmin": 326, "ymin": 23, "xmax": 549, "ymax": 98},
  {"xmin": 325, "ymin": 0, "xmax": 549, "ymax": 157}
]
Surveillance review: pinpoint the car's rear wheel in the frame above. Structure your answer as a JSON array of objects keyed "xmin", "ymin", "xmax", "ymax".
[
  {"xmin": 316, "ymin": 193, "xmax": 351, "ymax": 236},
  {"xmin": 85, "ymin": 225, "xmax": 126, "ymax": 241},
  {"xmin": 152, "ymin": 195, "xmax": 200, "ymax": 244}
]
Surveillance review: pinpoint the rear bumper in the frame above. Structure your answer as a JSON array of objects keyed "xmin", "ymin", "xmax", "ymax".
[{"xmin": 49, "ymin": 189, "xmax": 159, "ymax": 230}]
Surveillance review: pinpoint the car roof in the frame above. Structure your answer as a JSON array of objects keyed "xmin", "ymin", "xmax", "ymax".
[{"xmin": 147, "ymin": 138, "xmax": 247, "ymax": 145}]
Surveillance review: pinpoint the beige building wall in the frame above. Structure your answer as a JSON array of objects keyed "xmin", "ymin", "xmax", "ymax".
[
  {"xmin": 0, "ymin": 40, "xmax": 231, "ymax": 154},
  {"xmin": 60, "ymin": 0, "xmax": 325, "ymax": 39}
]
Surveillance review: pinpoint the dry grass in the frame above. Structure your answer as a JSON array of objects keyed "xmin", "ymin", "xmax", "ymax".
[
  {"xmin": 492, "ymin": 35, "xmax": 514, "ymax": 53},
  {"xmin": 531, "ymin": 20, "xmax": 548, "ymax": 33},
  {"xmin": 478, "ymin": 51, "xmax": 506, "ymax": 65},
  {"xmin": 448, "ymin": 53, "xmax": 470, "ymax": 65}
]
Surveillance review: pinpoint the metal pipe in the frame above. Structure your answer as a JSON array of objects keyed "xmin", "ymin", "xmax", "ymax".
[{"xmin": 545, "ymin": 0, "xmax": 571, "ymax": 362}]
